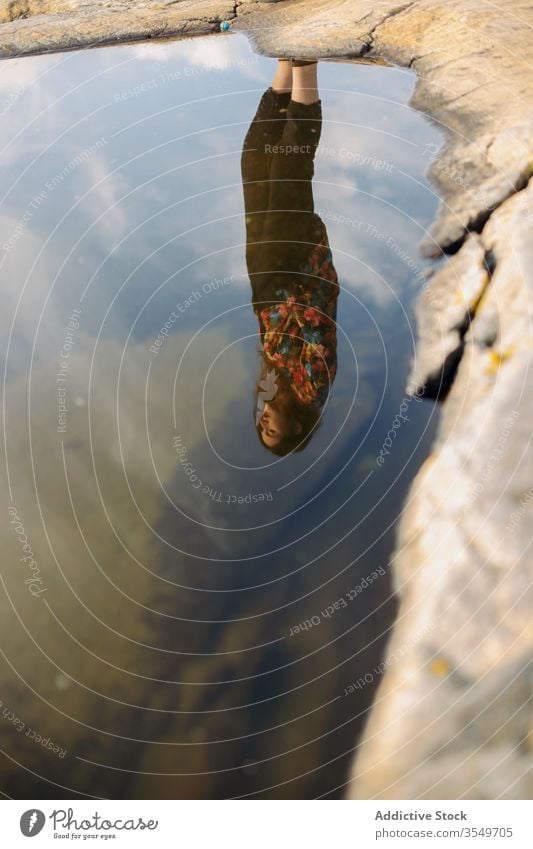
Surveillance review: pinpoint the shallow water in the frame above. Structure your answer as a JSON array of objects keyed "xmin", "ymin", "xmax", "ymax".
[{"xmin": 0, "ymin": 34, "xmax": 442, "ymax": 798}]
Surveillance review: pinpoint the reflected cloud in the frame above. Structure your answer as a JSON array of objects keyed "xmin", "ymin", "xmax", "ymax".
[{"xmin": 130, "ymin": 33, "xmax": 264, "ymax": 79}]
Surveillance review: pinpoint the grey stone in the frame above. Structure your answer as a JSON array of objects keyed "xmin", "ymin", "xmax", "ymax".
[
  {"xmin": 407, "ymin": 235, "xmax": 489, "ymax": 399},
  {"xmin": 348, "ymin": 182, "xmax": 533, "ymax": 799}
]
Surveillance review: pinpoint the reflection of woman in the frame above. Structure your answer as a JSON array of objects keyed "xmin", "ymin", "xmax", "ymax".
[{"xmin": 241, "ymin": 60, "xmax": 339, "ymax": 455}]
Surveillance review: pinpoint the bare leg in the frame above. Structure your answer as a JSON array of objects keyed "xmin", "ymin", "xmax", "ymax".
[
  {"xmin": 291, "ymin": 62, "xmax": 319, "ymax": 105},
  {"xmin": 272, "ymin": 59, "xmax": 293, "ymax": 94}
]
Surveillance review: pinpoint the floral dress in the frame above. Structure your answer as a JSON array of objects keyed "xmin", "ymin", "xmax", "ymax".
[{"xmin": 257, "ymin": 240, "xmax": 339, "ymax": 407}]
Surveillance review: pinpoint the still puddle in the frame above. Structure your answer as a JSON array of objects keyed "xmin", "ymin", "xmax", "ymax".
[{"xmin": 0, "ymin": 33, "xmax": 442, "ymax": 798}]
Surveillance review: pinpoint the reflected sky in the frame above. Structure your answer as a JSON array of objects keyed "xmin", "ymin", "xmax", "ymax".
[{"xmin": 0, "ymin": 34, "xmax": 442, "ymax": 799}]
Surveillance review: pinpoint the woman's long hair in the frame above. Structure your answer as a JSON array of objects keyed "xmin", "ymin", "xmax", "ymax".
[{"xmin": 254, "ymin": 356, "xmax": 322, "ymax": 456}]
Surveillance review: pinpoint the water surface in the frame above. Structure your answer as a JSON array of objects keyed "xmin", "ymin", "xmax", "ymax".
[{"xmin": 0, "ymin": 34, "xmax": 441, "ymax": 798}]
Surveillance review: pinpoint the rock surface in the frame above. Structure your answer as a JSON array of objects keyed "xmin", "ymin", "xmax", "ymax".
[
  {"xmin": 2, "ymin": 0, "xmax": 532, "ymax": 799},
  {"xmin": 0, "ymin": 1, "xmax": 235, "ymax": 55},
  {"xmin": 350, "ymin": 182, "xmax": 533, "ymax": 798}
]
